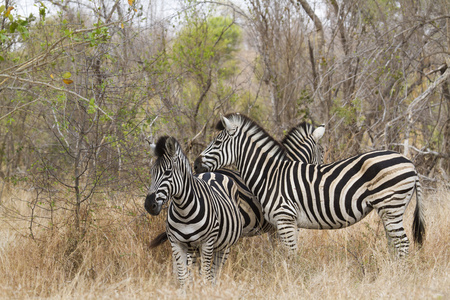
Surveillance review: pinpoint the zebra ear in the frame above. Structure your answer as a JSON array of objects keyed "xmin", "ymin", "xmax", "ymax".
[
  {"xmin": 165, "ymin": 137, "xmax": 177, "ymax": 157},
  {"xmin": 221, "ymin": 115, "xmax": 237, "ymax": 136},
  {"xmin": 312, "ymin": 125, "xmax": 325, "ymax": 142}
]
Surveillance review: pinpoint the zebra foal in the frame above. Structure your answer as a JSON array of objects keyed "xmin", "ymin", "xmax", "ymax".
[
  {"xmin": 194, "ymin": 113, "xmax": 425, "ymax": 258},
  {"xmin": 145, "ymin": 136, "xmax": 243, "ymax": 286}
]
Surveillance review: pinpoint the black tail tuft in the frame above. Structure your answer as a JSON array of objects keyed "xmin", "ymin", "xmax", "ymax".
[
  {"xmin": 149, "ymin": 231, "xmax": 168, "ymax": 249},
  {"xmin": 412, "ymin": 181, "xmax": 426, "ymax": 248}
]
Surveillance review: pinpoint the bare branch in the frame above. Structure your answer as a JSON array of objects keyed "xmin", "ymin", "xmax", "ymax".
[
  {"xmin": 0, "ymin": 74, "xmax": 113, "ymax": 120},
  {"xmin": 293, "ymin": 0, "xmax": 324, "ymax": 51}
]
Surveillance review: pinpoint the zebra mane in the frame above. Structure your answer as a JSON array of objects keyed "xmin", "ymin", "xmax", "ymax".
[
  {"xmin": 154, "ymin": 136, "xmax": 171, "ymax": 158},
  {"xmin": 216, "ymin": 113, "xmax": 287, "ymax": 156},
  {"xmin": 153, "ymin": 135, "xmax": 192, "ymax": 172},
  {"xmin": 280, "ymin": 122, "xmax": 314, "ymax": 144}
]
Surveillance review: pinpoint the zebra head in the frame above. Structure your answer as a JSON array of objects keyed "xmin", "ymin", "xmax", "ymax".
[
  {"xmin": 194, "ymin": 114, "xmax": 241, "ymax": 174},
  {"xmin": 281, "ymin": 122, "xmax": 325, "ymax": 164},
  {"xmin": 145, "ymin": 136, "xmax": 183, "ymax": 216}
]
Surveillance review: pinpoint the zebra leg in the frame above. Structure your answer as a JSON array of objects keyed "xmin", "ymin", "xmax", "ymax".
[
  {"xmin": 190, "ymin": 250, "xmax": 203, "ymax": 276},
  {"xmin": 276, "ymin": 217, "xmax": 299, "ymax": 253},
  {"xmin": 377, "ymin": 207, "xmax": 410, "ymax": 258},
  {"xmin": 212, "ymin": 248, "xmax": 230, "ymax": 281},
  {"xmin": 170, "ymin": 243, "xmax": 190, "ymax": 287},
  {"xmin": 186, "ymin": 252, "xmax": 202, "ymax": 278},
  {"xmin": 187, "ymin": 252, "xmax": 199, "ymax": 269},
  {"xmin": 200, "ymin": 240, "xmax": 215, "ymax": 284},
  {"xmin": 186, "ymin": 253, "xmax": 193, "ymax": 267}
]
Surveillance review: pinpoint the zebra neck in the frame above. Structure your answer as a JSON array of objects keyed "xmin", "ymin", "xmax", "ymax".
[
  {"xmin": 235, "ymin": 135, "xmax": 285, "ymax": 195},
  {"xmin": 170, "ymin": 156, "xmax": 193, "ymax": 198},
  {"xmin": 170, "ymin": 174, "xmax": 199, "ymax": 217}
]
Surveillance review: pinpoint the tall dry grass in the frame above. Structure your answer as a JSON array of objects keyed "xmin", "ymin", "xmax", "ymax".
[{"xmin": 0, "ymin": 186, "xmax": 449, "ymax": 299}]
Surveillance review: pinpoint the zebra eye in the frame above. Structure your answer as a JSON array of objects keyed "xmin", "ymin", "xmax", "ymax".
[
  {"xmin": 213, "ymin": 134, "xmax": 225, "ymax": 144},
  {"xmin": 164, "ymin": 169, "xmax": 171, "ymax": 176}
]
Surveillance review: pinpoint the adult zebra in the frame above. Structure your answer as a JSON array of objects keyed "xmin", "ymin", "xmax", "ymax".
[
  {"xmin": 211, "ymin": 121, "xmax": 325, "ymax": 237},
  {"xmin": 145, "ymin": 136, "xmax": 243, "ymax": 286},
  {"xmin": 194, "ymin": 113, "xmax": 426, "ymax": 258},
  {"xmin": 148, "ymin": 121, "xmax": 325, "ymax": 248}
]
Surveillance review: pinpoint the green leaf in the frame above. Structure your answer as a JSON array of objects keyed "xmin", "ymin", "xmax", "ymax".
[
  {"xmin": 9, "ymin": 21, "xmax": 18, "ymax": 33},
  {"xmin": 88, "ymin": 98, "xmax": 96, "ymax": 114},
  {"xmin": 39, "ymin": 4, "xmax": 46, "ymax": 20},
  {"xmin": 62, "ymin": 72, "xmax": 72, "ymax": 79}
]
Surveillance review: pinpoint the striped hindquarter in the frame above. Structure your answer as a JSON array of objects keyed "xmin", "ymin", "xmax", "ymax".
[
  {"xmin": 194, "ymin": 113, "xmax": 425, "ymax": 258},
  {"xmin": 212, "ymin": 168, "xmax": 273, "ymax": 237},
  {"xmin": 145, "ymin": 136, "xmax": 242, "ymax": 286},
  {"xmin": 268, "ymin": 151, "xmax": 422, "ymax": 257}
]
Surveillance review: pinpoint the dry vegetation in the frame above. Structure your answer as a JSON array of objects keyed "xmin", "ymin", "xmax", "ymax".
[
  {"xmin": 1, "ymin": 1, "xmax": 449, "ymax": 299},
  {"xmin": 0, "ymin": 186, "xmax": 448, "ymax": 299}
]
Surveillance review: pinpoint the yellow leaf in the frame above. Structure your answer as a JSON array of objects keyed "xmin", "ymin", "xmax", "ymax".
[
  {"xmin": 128, "ymin": 0, "xmax": 134, "ymax": 5},
  {"xmin": 5, "ymin": 6, "xmax": 13, "ymax": 17},
  {"xmin": 50, "ymin": 74, "xmax": 54, "ymax": 79},
  {"xmin": 121, "ymin": 23, "xmax": 124, "ymax": 29},
  {"xmin": 62, "ymin": 71, "xmax": 72, "ymax": 79},
  {"xmin": 63, "ymin": 79, "xmax": 73, "ymax": 85}
]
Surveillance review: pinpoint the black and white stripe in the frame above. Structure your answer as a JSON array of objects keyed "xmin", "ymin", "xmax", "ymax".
[
  {"xmin": 194, "ymin": 113, "xmax": 425, "ymax": 257},
  {"xmin": 149, "ymin": 121, "xmax": 325, "ymax": 248},
  {"xmin": 145, "ymin": 136, "xmax": 242, "ymax": 286},
  {"xmin": 281, "ymin": 122, "xmax": 324, "ymax": 164}
]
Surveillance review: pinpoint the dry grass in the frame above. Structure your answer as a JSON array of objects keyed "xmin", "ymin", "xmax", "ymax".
[{"xmin": 0, "ymin": 186, "xmax": 449, "ymax": 299}]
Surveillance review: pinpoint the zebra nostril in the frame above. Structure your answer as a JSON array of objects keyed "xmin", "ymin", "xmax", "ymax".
[{"xmin": 145, "ymin": 193, "xmax": 160, "ymax": 215}]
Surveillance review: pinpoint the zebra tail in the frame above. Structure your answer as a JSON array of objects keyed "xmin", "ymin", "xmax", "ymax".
[
  {"xmin": 149, "ymin": 231, "xmax": 169, "ymax": 249},
  {"xmin": 412, "ymin": 179, "xmax": 426, "ymax": 248}
]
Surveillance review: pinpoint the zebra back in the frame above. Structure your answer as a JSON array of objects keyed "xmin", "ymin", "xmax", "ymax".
[{"xmin": 211, "ymin": 168, "xmax": 273, "ymax": 236}]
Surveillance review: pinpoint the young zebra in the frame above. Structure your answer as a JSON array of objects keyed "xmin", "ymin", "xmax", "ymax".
[
  {"xmin": 145, "ymin": 136, "xmax": 243, "ymax": 286},
  {"xmin": 194, "ymin": 113, "xmax": 426, "ymax": 258},
  {"xmin": 148, "ymin": 121, "xmax": 325, "ymax": 248}
]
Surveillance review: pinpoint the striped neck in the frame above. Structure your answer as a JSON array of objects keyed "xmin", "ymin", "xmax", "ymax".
[
  {"xmin": 171, "ymin": 154, "xmax": 194, "ymax": 199},
  {"xmin": 233, "ymin": 119, "xmax": 286, "ymax": 194},
  {"xmin": 171, "ymin": 174, "xmax": 199, "ymax": 218}
]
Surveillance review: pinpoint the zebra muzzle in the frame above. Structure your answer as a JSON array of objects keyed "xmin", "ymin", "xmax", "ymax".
[{"xmin": 145, "ymin": 193, "xmax": 163, "ymax": 216}]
